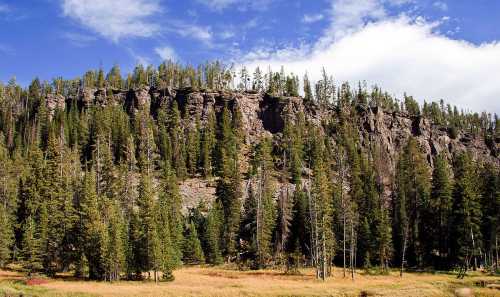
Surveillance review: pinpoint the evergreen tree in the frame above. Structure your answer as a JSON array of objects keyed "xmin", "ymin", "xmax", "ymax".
[
  {"xmin": 429, "ymin": 154, "xmax": 453, "ymax": 269},
  {"xmin": 0, "ymin": 203, "xmax": 13, "ymax": 267},
  {"xmin": 303, "ymin": 74, "xmax": 313, "ymax": 101},
  {"xmin": 80, "ymin": 170, "xmax": 105, "ymax": 280},
  {"xmin": 204, "ymin": 200, "xmax": 223, "ymax": 264},
  {"xmin": 103, "ymin": 200, "xmax": 127, "ymax": 281},
  {"xmin": 201, "ymin": 108, "xmax": 216, "ymax": 178},
  {"xmin": 156, "ymin": 196, "xmax": 176, "ymax": 281},
  {"xmin": 480, "ymin": 164, "xmax": 499, "ymax": 272},
  {"xmin": 451, "ymin": 153, "xmax": 482, "ymax": 273},
  {"xmin": 309, "ymin": 129, "xmax": 334, "ymax": 280},
  {"xmin": 159, "ymin": 161, "xmax": 183, "ymax": 266},
  {"xmin": 183, "ymin": 221, "xmax": 205, "ymax": 264},
  {"xmin": 252, "ymin": 137, "xmax": 276, "ymax": 267},
  {"xmin": 252, "ymin": 67, "xmax": 263, "ymax": 92},
  {"xmin": 216, "ymin": 104, "xmax": 242, "ymax": 259},
  {"xmin": 136, "ymin": 172, "xmax": 160, "ymax": 280},
  {"xmin": 169, "ymin": 101, "xmax": 187, "ymax": 179},
  {"xmin": 186, "ymin": 119, "xmax": 201, "ymax": 175},
  {"xmin": 393, "ymin": 138, "xmax": 431, "ymax": 271},
  {"xmin": 21, "ymin": 216, "xmax": 43, "ymax": 276}
]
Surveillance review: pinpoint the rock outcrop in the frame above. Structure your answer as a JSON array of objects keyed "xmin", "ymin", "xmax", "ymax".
[
  {"xmin": 65, "ymin": 86, "xmax": 499, "ymax": 207},
  {"xmin": 45, "ymin": 93, "xmax": 66, "ymax": 119}
]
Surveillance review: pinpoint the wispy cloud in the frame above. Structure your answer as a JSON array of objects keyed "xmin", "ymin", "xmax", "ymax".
[
  {"xmin": 196, "ymin": 0, "xmax": 274, "ymax": 11},
  {"xmin": 433, "ymin": 1, "xmax": 448, "ymax": 11},
  {"xmin": 302, "ymin": 14, "xmax": 324, "ymax": 24},
  {"xmin": 166, "ymin": 20, "xmax": 213, "ymax": 45},
  {"xmin": 61, "ymin": 0, "xmax": 161, "ymax": 42},
  {"xmin": 219, "ymin": 30, "xmax": 236, "ymax": 40},
  {"xmin": 155, "ymin": 46, "xmax": 178, "ymax": 62}
]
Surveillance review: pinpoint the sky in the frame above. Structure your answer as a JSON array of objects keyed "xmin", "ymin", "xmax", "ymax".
[{"xmin": 0, "ymin": 0, "xmax": 499, "ymax": 113}]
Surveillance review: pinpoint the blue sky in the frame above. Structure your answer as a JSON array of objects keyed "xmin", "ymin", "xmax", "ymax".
[{"xmin": 1, "ymin": 0, "xmax": 499, "ymax": 112}]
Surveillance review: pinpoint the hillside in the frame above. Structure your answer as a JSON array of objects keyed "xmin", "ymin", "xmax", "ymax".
[
  {"xmin": 0, "ymin": 65, "xmax": 499, "ymax": 283},
  {"xmin": 46, "ymin": 85, "xmax": 499, "ymax": 203}
]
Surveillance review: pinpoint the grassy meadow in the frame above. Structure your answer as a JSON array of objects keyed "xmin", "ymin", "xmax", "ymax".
[{"xmin": 1, "ymin": 266, "xmax": 499, "ymax": 297}]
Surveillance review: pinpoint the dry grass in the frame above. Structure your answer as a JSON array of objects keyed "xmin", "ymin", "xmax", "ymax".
[{"xmin": 1, "ymin": 266, "xmax": 499, "ymax": 297}]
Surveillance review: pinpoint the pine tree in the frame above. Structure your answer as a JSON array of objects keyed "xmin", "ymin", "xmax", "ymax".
[
  {"xmin": 451, "ymin": 153, "xmax": 482, "ymax": 275},
  {"xmin": 310, "ymin": 130, "xmax": 334, "ymax": 280},
  {"xmin": 252, "ymin": 67, "xmax": 263, "ymax": 92},
  {"xmin": 216, "ymin": 104, "xmax": 242, "ymax": 259},
  {"xmin": 204, "ymin": 200, "xmax": 223, "ymax": 264},
  {"xmin": 0, "ymin": 203, "xmax": 13, "ymax": 267},
  {"xmin": 480, "ymin": 164, "xmax": 499, "ymax": 272},
  {"xmin": 21, "ymin": 216, "xmax": 43, "ymax": 276},
  {"xmin": 186, "ymin": 118, "xmax": 201, "ymax": 175},
  {"xmin": 0, "ymin": 134, "xmax": 15, "ymax": 268},
  {"xmin": 103, "ymin": 200, "xmax": 127, "ymax": 281},
  {"xmin": 252, "ymin": 137, "xmax": 276, "ymax": 268},
  {"xmin": 356, "ymin": 153, "xmax": 379, "ymax": 269},
  {"xmin": 430, "ymin": 154, "xmax": 453, "ymax": 269},
  {"xmin": 159, "ymin": 161, "xmax": 183, "ymax": 266},
  {"xmin": 393, "ymin": 137, "xmax": 431, "ymax": 273},
  {"xmin": 156, "ymin": 188, "xmax": 177, "ymax": 281},
  {"xmin": 183, "ymin": 221, "xmax": 205, "ymax": 264},
  {"xmin": 80, "ymin": 170, "xmax": 105, "ymax": 280},
  {"xmin": 169, "ymin": 101, "xmax": 187, "ymax": 179},
  {"xmin": 137, "ymin": 172, "xmax": 160, "ymax": 280},
  {"xmin": 97, "ymin": 68, "xmax": 105, "ymax": 89},
  {"xmin": 201, "ymin": 108, "xmax": 216, "ymax": 178},
  {"xmin": 287, "ymin": 186, "xmax": 309, "ymax": 265}
]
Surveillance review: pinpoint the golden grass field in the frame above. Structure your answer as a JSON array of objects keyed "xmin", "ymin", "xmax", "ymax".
[{"xmin": 1, "ymin": 266, "xmax": 499, "ymax": 297}]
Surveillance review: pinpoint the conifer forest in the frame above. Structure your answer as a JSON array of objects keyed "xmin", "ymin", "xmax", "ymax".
[{"xmin": 0, "ymin": 62, "xmax": 499, "ymax": 285}]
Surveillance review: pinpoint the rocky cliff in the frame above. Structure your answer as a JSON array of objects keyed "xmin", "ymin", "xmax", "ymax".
[{"xmin": 47, "ymin": 86, "xmax": 499, "ymax": 207}]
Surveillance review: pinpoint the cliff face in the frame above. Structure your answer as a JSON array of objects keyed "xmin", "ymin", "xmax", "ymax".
[{"xmin": 49, "ymin": 86, "xmax": 499, "ymax": 207}]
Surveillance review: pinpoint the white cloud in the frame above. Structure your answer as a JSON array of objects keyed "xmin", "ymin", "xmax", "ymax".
[
  {"xmin": 302, "ymin": 14, "xmax": 324, "ymax": 24},
  {"xmin": 433, "ymin": 1, "xmax": 448, "ymax": 11},
  {"xmin": 61, "ymin": 0, "xmax": 161, "ymax": 42},
  {"xmin": 317, "ymin": 0, "xmax": 414, "ymax": 48},
  {"xmin": 155, "ymin": 46, "xmax": 178, "ymax": 61},
  {"xmin": 196, "ymin": 0, "xmax": 274, "ymax": 11},
  {"xmin": 243, "ymin": 12, "xmax": 500, "ymax": 113}
]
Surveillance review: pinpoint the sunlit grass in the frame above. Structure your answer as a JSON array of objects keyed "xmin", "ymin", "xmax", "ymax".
[{"xmin": 0, "ymin": 266, "xmax": 498, "ymax": 297}]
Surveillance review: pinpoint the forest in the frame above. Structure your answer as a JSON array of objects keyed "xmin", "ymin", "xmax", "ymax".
[{"xmin": 0, "ymin": 61, "xmax": 498, "ymax": 283}]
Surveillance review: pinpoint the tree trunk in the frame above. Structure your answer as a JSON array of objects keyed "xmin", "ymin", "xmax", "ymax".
[
  {"xmin": 495, "ymin": 235, "xmax": 499, "ymax": 272},
  {"xmin": 350, "ymin": 220, "xmax": 355, "ymax": 281},
  {"xmin": 400, "ymin": 223, "xmax": 408, "ymax": 278}
]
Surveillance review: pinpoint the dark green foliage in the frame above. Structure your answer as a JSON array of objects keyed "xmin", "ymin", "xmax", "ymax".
[
  {"xmin": 392, "ymin": 138, "xmax": 431, "ymax": 269},
  {"xmin": 204, "ymin": 200, "xmax": 223, "ymax": 264},
  {"xmin": 0, "ymin": 203, "xmax": 13, "ymax": 267},
  {"xmin": 479, "ymin": 164, "xmax": 499, "ymax": 271},
  {"xmin": 216, "ymin": 104, "xmax": 242, "ymax": 258},
  {"xmin": 451, "ymin": 153, "xmax": 482, "ymax": 269},
  {"xmin": 201, "ymin": 108, "xmax": 216, "ymax": 178},
  {"xmin": 0, "ymin": 63, "xmax": 497, "ymax": 282},
  {"xmin": 183, "ymin": 221, "xmax": 205, "ymax": 264},
  {"xmin": 21, "ymin": 216, "xmax": 43, "ymax": 275},
  {"xmin": 248, "ymin": 137, "xmax": 276, "ymax": 267},
  {"xmin": 429, "ymin": 155, "xmax": 453, "ymax": 269}
]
